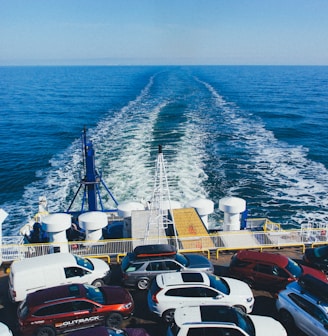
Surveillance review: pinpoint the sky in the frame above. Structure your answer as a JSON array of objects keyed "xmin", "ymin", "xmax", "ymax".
[{"xmin": 0, "ymin": 0, "xmax": 328, "ymax": 66}]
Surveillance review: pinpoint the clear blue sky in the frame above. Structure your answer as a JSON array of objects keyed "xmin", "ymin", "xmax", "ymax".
[{"xmin": 1, "ymin": 0, "xmax": 327, "ymax": 65}]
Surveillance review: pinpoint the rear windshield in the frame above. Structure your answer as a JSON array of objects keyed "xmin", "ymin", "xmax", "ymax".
[
  {"xmin": 18, "ymin": 300, "xmax": 29, "ymax": 319},
  {"xmin": 74, "ymin": 255, "xmax": 94, "ymax": 270}
]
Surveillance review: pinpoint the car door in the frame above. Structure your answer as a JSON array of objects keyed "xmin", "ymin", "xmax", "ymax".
[
  {"xmin": 290, "ymin": 294, "xmax": 328, "ymax": 336},
  {"xmin": 253, "ymin": 263, "xmax": 289, "ymax": 290}
]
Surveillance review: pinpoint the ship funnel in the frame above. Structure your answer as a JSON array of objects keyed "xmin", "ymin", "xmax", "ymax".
[{"xmin": 219, "ymin": 197, "xmax": 246, "ymax": 231}]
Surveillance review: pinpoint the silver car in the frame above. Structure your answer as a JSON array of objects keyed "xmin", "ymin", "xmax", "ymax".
[
  {"xmin": 121, "ymin": 244, "xmax": 214, "ymax": 290},
  {"xmin": 276, "ymin": 274, "xmax": 328, "ymax": 336}
]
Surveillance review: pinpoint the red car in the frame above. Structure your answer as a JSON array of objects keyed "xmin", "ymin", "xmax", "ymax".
[
  {"xmin": 17, "ymin": 283, "xmax": 134, "ymax": 336},
  {"xmin": 229, "ymin": 249, "xmax": 327, "ymax": 292}
]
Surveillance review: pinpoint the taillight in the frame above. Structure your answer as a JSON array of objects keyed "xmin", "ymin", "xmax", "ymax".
[{"xmin": 151, "ymin": 290, "xmax": 160, "ymax": 303}]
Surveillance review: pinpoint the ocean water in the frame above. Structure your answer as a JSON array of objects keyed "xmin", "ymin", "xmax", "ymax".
[{"xmin": 1, "ymin": 65, "xmax": 328, "ymax": 235}]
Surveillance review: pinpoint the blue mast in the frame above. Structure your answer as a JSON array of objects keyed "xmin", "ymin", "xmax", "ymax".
[{"xmin": 67, "ymin": 128, "xmax": 118, "ymax": 214}]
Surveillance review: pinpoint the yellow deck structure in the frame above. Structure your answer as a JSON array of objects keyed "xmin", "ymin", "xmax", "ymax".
[{"xmin": 172, "ymin": 208, "xmax": 215, "ymax": 249}]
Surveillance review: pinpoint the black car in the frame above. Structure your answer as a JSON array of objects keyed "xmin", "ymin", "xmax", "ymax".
[{"xmin": 303, "ymin": 245, "xmax": 328, "ymax": 272}]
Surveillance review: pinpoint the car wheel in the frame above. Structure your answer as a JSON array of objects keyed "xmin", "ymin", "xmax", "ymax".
[
  {"xmin": 279, "ymin": 309, "xmax": 295, "ymax": 330},
  {"xmin": 91, "ymin": 278, "xmax": 105, "ymax": 287},
  {"xmin": 36, "ymin": 326, "xmax": 56, "ymax": 336},
  {"xmin": 162, "ymin": 309, "xmax": 175, "ymax": 323},
  {"xmin": 106, "ymin": 312, "xmax": 123, "ymax": 328},
  {"xmin": 137, "ymin": 278, "xmax": 150, "ymax": 290}
]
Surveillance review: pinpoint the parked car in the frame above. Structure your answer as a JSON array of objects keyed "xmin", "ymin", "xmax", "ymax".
[
  {"xmin": 68, "ymin": 326, "xmax": 150, "ymax": 336},
  {"xmin": 276, "ymin": 274, "xmax": 328, "ymax": 336},
  {"xmin": 0, "ymin": 322, "xmax": 13, "ymax": 336},
  {"xmin": 17, "ymin": 283, "xmax": 134, "ymax": 336},
  {"xmin": 121, "ymin": 244, "xmax": 214, "ymax": 290},
  {"xmin": 167, "ymin": 305, "xmax": 287, "ymax": 336},
  {"xmin": 147, "ymin": 271, "xmax": 254, "ymax": 323},
  {"xmin": 303, "ymin": 244, "xmax": 328, "ymax": 272},
  {"xmin": 9, "ymin": 252, "xmax": 111, "ymax": 302},
  {"xmin": 229, "ymin": 249, "xmax": 327, "ymax": 291}
]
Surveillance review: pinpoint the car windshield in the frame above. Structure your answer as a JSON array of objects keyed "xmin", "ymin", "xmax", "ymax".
[
  {"xmin": 74, "ymin": 255, "xmax": 94, "ymax": 270},
  {"xmin": 235, "ymin": 309, "xmax": 255, "ymax": 336},
  {"xmin": 208, "ymin": 274, "xmax": 230, "ymax": 295},
  {"xmin": 285, "ymin": 258, "xmax": 302, "ymax": 278},
  {"xmin": 84, "ymin": 284, "xmax": 105, "ymax": 304},
  {"xmin": 314, "ymin": 245, "xmax": 328, "ymax": 258},
  {"xmin": 175, "ymin": 254, "xmax": 188, "ymax": 266}
]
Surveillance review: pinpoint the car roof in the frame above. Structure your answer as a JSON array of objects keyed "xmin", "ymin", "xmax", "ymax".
[
  {"xmin": 174, "ymin": 305, "xmax": 238, "ymax": 327},
  {"xmin": 130, "ymin": 244, "xmax": 177, "ymax": 260},
  {"xmin": 155, "ymin": 272, "xmax": 208, "ymax": 288},
  {"xmin": 11, "ymin": 253, "xmax": 76, "ymax": 272},
  {"xmin": 26, "ymin": 283, "xmax": 85, "ymax": 306},
  {"xmin": 236, "ymin": 250, "xmax": 288, "ymax": 267},
  {"xmin": 298, "ymin": 274, "xmax": 328, "ymax": 302}
]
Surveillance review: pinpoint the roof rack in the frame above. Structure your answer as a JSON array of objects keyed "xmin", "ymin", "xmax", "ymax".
[
  {"xmin": 133, "ymin": 244, "xmax": 177, "ymax": 258},
  {"xmin": 298, "ymin": 274, "xmax": 328, "ymax": 302}
]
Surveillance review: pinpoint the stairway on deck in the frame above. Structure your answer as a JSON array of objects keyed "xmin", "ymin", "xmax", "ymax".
[{"xmin": 172, "ymin": 208, "xmax": 215, "ymax": 249}]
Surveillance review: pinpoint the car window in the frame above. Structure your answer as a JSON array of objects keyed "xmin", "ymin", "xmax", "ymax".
[
  {"xmin": 147, "ymin": 261, "xmax": 166, "ymax": 271},
  {"xmin": 166, "ymin": 288, "xmax": 197, "ymax": 297},
  {"xmin": 198, "ymin": 287, "xmax": 218, "ymax": 297},
  {"xmin": 230, "ymin": 256, "xmax": 251, "ymax": 268},
  {"xmin": 65, "ymin": 267, "xmax": 86, "ymax": 278},
  {"xmin": 72, "ymin": 301, "xmax": 95, "ymax": 312},
  {"xmin": 124, "ymin": 262, "xmax": 144, "ymax": 273},
  {"xmin": 34, "ymin": 302, "xmax": 74, "ymax": 316},
  {"xmin": 165, "ymin": 260, "xmax": 181, "ymax": 270},
  {"xmin": 289, "ymin": 293, "xmax": 328, "ymax": 325},
  {"xmin": 254, "ymin": 263, "xmax": 273, "ymax": 275},
  {"xmin": 187, "ymin": 327, "xmax": 243, "ymax": 336}
]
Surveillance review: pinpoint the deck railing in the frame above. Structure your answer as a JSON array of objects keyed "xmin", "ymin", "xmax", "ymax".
[{"xmin": 1, "ymin": 226, "xmax": 328, "ymax": 265}]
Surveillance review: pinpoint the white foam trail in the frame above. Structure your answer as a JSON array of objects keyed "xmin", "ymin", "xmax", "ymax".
[{"xmin": 199, "ymin": 78, "xmax": 328, "ymax": 226}]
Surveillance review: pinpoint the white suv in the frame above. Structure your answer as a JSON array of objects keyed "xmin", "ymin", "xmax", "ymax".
[
  {"xmin": 147, "ymin": 272, "xmax": 254, "ymax": 322},
  {"xmin": 0, "ymin": 322, "xmax": 13, "ymax": 336},
  {"xmin": 276, "ymin": 274, "xmax": 328, "ymax": 336},
  {"xmin": 167, "ymin": 305, "xmax": 287, "ymax": 336}
]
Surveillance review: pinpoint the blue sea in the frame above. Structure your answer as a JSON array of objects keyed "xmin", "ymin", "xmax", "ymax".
[{"xmin": 1, "ymin": 65, "xmax": 328, "ymax": 236}]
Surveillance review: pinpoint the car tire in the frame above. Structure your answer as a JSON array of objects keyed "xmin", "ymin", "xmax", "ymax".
[
  {"xmin": 91, "ymin": 278, "xmax": 105, "ymax": 287},
  {"xmin": 137, "ymin": 278, "xmax": 150, "ymax": 290},
  {"xmin": 36, "ymin": 326, "xmax": 56, "ymax": 336},
  {"xmin": 162, "ymin": 309, "xmax": 175, "ymax": 323},
  {"xmin": 279, "ymin": 309, "xmax": 295, "ymax": 330},
  {"xmin": 106, "ymin": 312, "xmax": 123, "ymax": 328}
]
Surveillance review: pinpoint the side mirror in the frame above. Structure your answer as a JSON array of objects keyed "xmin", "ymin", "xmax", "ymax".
[{"xmin": 215, "ymin": 294, "xmax": 224, "ymax": 300}]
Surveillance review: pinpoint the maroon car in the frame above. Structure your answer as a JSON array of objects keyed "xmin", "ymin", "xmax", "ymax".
[
  {"xmin": 229, "ymin": 249, "xmax": 328, "ymax": 292},
  {"xmin": 18, "ymin": 283, "xmax": 134, "ymax": 336},
  {"xmin": 68, "ymin": 326, "xmax": 151, "ymax": 336}
]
